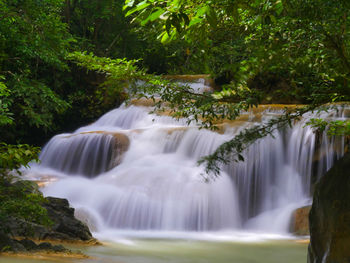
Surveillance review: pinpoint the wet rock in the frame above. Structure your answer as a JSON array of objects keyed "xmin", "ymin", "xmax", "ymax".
[
  {"xmin": 5, "ymin": 217, "xmax": 51, "ymax": 240},
  {"xmin": 0, "ymin": 232, "xmax": 26, "ymax": 252},
  {"xmin": 308, "ymin": 151, "xmax": 350, "ymax": 263},
  {"xmin": 4, "ymin": 197, "xmax": 93, "ymax": 242},
  {"xmin": 72, "ymin": 131, "xmax": 130, "ymax": 173},
  {"xmin": 111, "ymin": 133, "xmax": 130, "ymax": 166},
  {"xmin": 37, "ymin": 241, "xmax": 69, "ymax": 252},
  {"xmin": 42, "ymin": 197, "xmax": 93, "ymax": 241},
  {"xmin": 0, "ymin": 179, "xmax": 93, "ymax": 254},
  {"xmin": 37, "ymin": 242, "xmax": 54, "ymax": 250},
  {"xmin": 1, "ymin": 238, "xmax": 70, "ymax": 253},
  {"xmin": 52, "ymin": 244, "xmax": 67, "ymax": 252},
  {"xmin": 291, "ymin": 205, "xmax": 311, "ymax": 236},
  {"xmin": 18, "ymin": 238, "xmax": 38, "ymax": 250}
]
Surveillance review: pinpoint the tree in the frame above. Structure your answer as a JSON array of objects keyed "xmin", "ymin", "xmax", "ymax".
[
  {"xmin": 0, "ymin": 0, "xmax": 71, "ymax": 237},
  {"xmin": 124, "ymin": 0, "xmax": 350, "ymax": 101},
  {"xmin": 0, "ymin": 0, "xmax": 71, "ymax": 144}
]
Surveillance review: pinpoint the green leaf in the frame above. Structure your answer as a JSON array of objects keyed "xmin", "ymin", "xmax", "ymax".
[
  {"xmin": 141, "ymin": 8, "xmax": 165, "ymax": 25},
  {"xmin": 161, "ymin": 32, "xmax": 170, "ymax": 43},
  {"xmin": 125, "ymin": 1, "xmax": 151, "ymax": 17},
  {"xmin": 196, "ymin": 6, "xmax": 208, "ymax": 17},
  {"xmin": 188, "ymin": 17, "xmax": 201, "ymax": 27},
  {"xmin": 149, "ymin": 8, "xmax": 165, "ymax": 21}
]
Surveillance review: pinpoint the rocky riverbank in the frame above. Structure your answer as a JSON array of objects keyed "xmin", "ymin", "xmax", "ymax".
[{"xmin": 0, "ymin": 179, "xmax": 96, "ymax": 255}]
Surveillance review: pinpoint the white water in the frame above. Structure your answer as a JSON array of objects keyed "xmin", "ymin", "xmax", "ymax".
[{"xmin": 24, "ymin": 80, "xmax": 349, "ymax": 241}]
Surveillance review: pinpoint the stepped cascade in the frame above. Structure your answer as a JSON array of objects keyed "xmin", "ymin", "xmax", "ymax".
[{"xmin": 24, "ymin": 80, "xmax": 349, "ymax": 236}]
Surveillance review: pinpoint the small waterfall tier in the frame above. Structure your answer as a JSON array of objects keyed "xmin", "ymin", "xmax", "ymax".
[
  {"xmin": 39, "ymin": 132, "xmax": 129, "ymax": 177},
  {"xmin": 24, "ymin": 89, "xmax": 349, "ymax": 234}
]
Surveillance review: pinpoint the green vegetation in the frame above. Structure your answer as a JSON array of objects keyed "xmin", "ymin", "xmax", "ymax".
[
  {"xmin": 121, "ymin": 0, "xmax": 350, "ymax": 174},
  {"xmin": 0, "ymin": 143, "xmax": 50, "ymax": 237},
  {"xmin": 124, "ymin": 0, "xmax": 350, "ymax": 100},
  {"xmin": 307, "ymin": 118, "xmax": 350, "ymax": 136},
  {"xmin": 0, "ymin": 179, "xmax": 51, "ymax": 232},
  {"xmin": 0, "ymin": 0, "xmax": 67, "ymax": 233}
]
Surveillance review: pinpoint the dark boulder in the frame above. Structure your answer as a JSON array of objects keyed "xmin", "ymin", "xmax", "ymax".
[
  {"xmin": 52, "ymin": 244, "xmax": 67, "ymax": 252},
  {"xmin": 41, "ymin": 197, "xmax": 93, "ymax": 241},
  {"xmin": 5, "ymin": 196, "xmax": 93, "ymax": 242},
  {"xmin": 308, "ymin": 151, "xmax": 350, "ymax": 263},
  {"xmin": 0, "ymin": 179, "xmax": 93, "ymax": 254},
  {"xmin": 0, "ymin": 237, "xmax": 70, "ymax": 253},
  {"xmin": 35, "ymin": 241, "xmax": 69, "ymax": 252},
  {"xmin": 18, "ymin": 238, "xmax": 38, "ymax": 250},
  {"xmin": 37, "ymin": 242, "xmax": 54, "ymax": 250},
  {"xmin": 0, "ymin": 232, "xmax": 25, "ymax": 252}
]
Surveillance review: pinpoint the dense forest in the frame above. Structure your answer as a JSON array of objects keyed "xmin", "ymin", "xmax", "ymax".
[{"xmin": 0, "ymin": 0, "xmax": 350, "ymax": 258}]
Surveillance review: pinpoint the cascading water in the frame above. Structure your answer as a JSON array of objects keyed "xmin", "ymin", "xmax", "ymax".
[
  {"xmin": 40, "ymin": 133, "xmax": 116, "ymax": 177},
  {"xmin": 24, "ymin": 79, "xmax": 349, "ymax": 239}
]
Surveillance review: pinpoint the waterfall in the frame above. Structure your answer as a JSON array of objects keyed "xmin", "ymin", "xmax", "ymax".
[
  {"xmin": 24, "ymin": 80, "xmax": 349, "ymax": 235},
  {"xmin": 39, "ymin": 133, "xmax": 116, "ymax": 177}
]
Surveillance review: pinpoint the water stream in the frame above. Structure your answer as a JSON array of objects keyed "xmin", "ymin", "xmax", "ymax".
[{"xmin": 21, "ymin": 79, "xmax": 349, "ymax": 261}]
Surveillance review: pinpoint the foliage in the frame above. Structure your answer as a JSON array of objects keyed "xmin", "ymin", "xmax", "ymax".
[
  {"xmin": 124, "ymin": 0, "xmax": 350, "ymax": 102},
  {"xmin": 307, "ymin": 119, "xmax": 350, "ymax": 137},
  {"xmin": 68, "ymin": 51, "xmax": 145, "ymax": 83},
  {"xmin": 137, "ymin": 78, "xmax": 261, "ymax": 129},
  {"xmin": 0, "ymin": 0, "xmax": 73, "ymax": 144},
  {"xmin": 122, "ymin": 0, "xmax": 350, "ymax": 175},
  {"xmin": 64, "ymin": 0, "xmax": 136, "ymax": 57},
  {"xmin": 0, "ymin": 0, "xmax": 65, "ymax": 233},
  {"xmin": 0, "ymin": 143, "xmax": 49, "ymax": 234},
  {"xmin": 67, "ymin": 51, "xmax": 145, "ymax": 118},
  {"xmin": 0, "ymin": 79, "xmax": 12, "ymax": 126},
  {"xmin": 68, "ymin": 52, "xmax": 261, "ymax": 130},
  {"xmin": 8, "ymin": 77, "xmax": 69, "ymax": 128},
  {"xmin": 0, "ymin": 178, "xmax": 52, "ymax": 234},
  {"xmin": 0, "ymin": 143, "xmax": 40, "ymax": 177},
  {"xmin": 0, "ymin": 0, "xmax": 71, "ymax": 71}
]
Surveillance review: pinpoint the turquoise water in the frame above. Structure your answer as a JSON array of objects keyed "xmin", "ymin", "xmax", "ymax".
[{"xmin": 0, "ymin": 237, "xmax": 308, "ymax": 263}]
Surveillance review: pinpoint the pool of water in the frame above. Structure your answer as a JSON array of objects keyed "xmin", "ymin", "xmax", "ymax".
[{"xmin": 0, "ymin": 234, "xmax": 308, "ymax": 263}]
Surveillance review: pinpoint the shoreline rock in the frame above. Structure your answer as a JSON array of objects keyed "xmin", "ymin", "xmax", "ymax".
[
  {"xmin": 308, "ymin": 151, "xmax": 350, "ymax": 263},
  {"xmin": 5, "ymin": 196, "xmax": 95, "ymax": 243},
  {"xmin": 0, "ymin": 233, "xmax": 83, "ymax": 255},
  {"xmin": 0, "ymin": 180, "xmax": 98, "ymax": 255}
]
